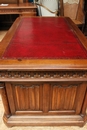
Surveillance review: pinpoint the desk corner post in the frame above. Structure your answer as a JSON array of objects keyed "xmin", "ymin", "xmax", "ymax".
[
  {"xmin": 81, "ymin": 87, "xmax": 87, "ymax": 123},
  {"xmin": 0, "ymin": 83, "xmax": 11, "ymax": 118}
]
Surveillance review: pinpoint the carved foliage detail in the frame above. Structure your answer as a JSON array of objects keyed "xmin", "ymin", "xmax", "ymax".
[
  {"xmin": 13, "ymin": 84, "xmax": 40, "ymax": 88},
  {"xmin": 0, "ymin": 71, "xmax": 87, "ymax": 80},
  {"xmin": 0, "ymin": 82, "xmax": 5, "ymax": 88}
]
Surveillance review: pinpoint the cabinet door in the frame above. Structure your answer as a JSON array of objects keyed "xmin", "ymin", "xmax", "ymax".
[
  {"xmin": 5, "ymin": 82, "xmax": 87, "ymax": 115},
  {"xmin": 49, "ymin": 82, "xmax": 87, "ymax": 115},
  {"xmin": 5, "ymin": 82, "xmax": 43, "ymax": 115}
]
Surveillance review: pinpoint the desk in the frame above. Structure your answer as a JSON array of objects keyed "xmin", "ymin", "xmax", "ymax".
[
  {"xmin": 0, "ymin": 3, "xmax": 37, "ymax": 29},
  {"xmin": 0, "ymin": 3, "xmax": 37, "ymax": 16},
  {"xmin": 0, "ymin": 17, "xmax": 87, "ymax": 127}
]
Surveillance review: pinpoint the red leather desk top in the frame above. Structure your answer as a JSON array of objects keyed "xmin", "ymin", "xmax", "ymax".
[{"xmin": 2, "ymin": 17, "xmax": 87, "ymax": 59}]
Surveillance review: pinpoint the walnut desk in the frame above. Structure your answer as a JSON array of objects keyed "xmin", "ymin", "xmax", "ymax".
[
  {"xmin": 0, "ymin": 17, "xmax": 87, "ymax": 127},
  {"xmin": 0, "ymin": 3, "xmax": 37, "ymax": 16}
]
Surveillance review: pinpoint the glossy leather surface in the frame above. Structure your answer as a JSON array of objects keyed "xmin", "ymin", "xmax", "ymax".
[{"xmin": 2, "ymin": 17, "xmax": 87, "ymax": 59}]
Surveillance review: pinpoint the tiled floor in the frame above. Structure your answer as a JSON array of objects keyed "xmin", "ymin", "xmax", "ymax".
[{"xmin": 0, "ymin": 31, "xmax": 87, "ymax": 130}]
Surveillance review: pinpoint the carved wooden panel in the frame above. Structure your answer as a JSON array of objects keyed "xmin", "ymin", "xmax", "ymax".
[
  {"xmin": 5, "ymin": 82, "xmax": 87, "ymax": 115},
  {"xmin": 49, "ymin": 83, "xmax": 86, "ymax": 114},
  {"xmin": 0, "ymin": 71, "xmax": 87, "ymax": 82},
  {"xmin": 50, "ymin": 84, "xmax": 77, "ymax": 110},
  {"xmin": 11, "ymin": 83, "xmax": 43, "ymax": 111}
]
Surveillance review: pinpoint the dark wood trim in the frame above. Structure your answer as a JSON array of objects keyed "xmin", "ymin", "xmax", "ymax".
[{"xmin": 59, "ymin": 0, "xmax": 64, "ymax": 16}]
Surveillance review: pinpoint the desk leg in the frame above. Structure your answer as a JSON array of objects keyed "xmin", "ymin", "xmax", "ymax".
[
  {"xmin": 0, "ymin": 83, "xmax": 10, "ymax": 118},
  {"xmin": 81, "ymin": 88, "xmax": 87, "ymax": 123}
]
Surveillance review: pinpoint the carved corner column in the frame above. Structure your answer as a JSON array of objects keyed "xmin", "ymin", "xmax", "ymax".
[
  {"xmin": 0, "ymin": 83, "xmax": 11, "ymax": 118},
  {"xmin": 81, "ymin": 88, "xmax": 87, "ymax": 123}
]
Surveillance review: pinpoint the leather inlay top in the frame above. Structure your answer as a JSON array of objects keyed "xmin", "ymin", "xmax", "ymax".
[{"xmin": 2, "ymin": 17, "xmax": 87, "ymax": 59}]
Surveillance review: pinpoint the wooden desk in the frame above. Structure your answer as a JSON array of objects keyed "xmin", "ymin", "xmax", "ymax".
[
  {"xmin": 0, "ymin": 17, "xmax": 87, "ymax": 127},
  {"xmin": 0, "ymin": 3, "xmax": 37, "ymax": 16}
]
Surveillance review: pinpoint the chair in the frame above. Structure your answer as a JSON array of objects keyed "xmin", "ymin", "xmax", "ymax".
[
  {"xmin": 35, "ymin": 0, "xmax": 59, "ymax": 16},
  {"xmin": 61, "ymin": 0, "xmax": 85, "ymax": 32}
]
